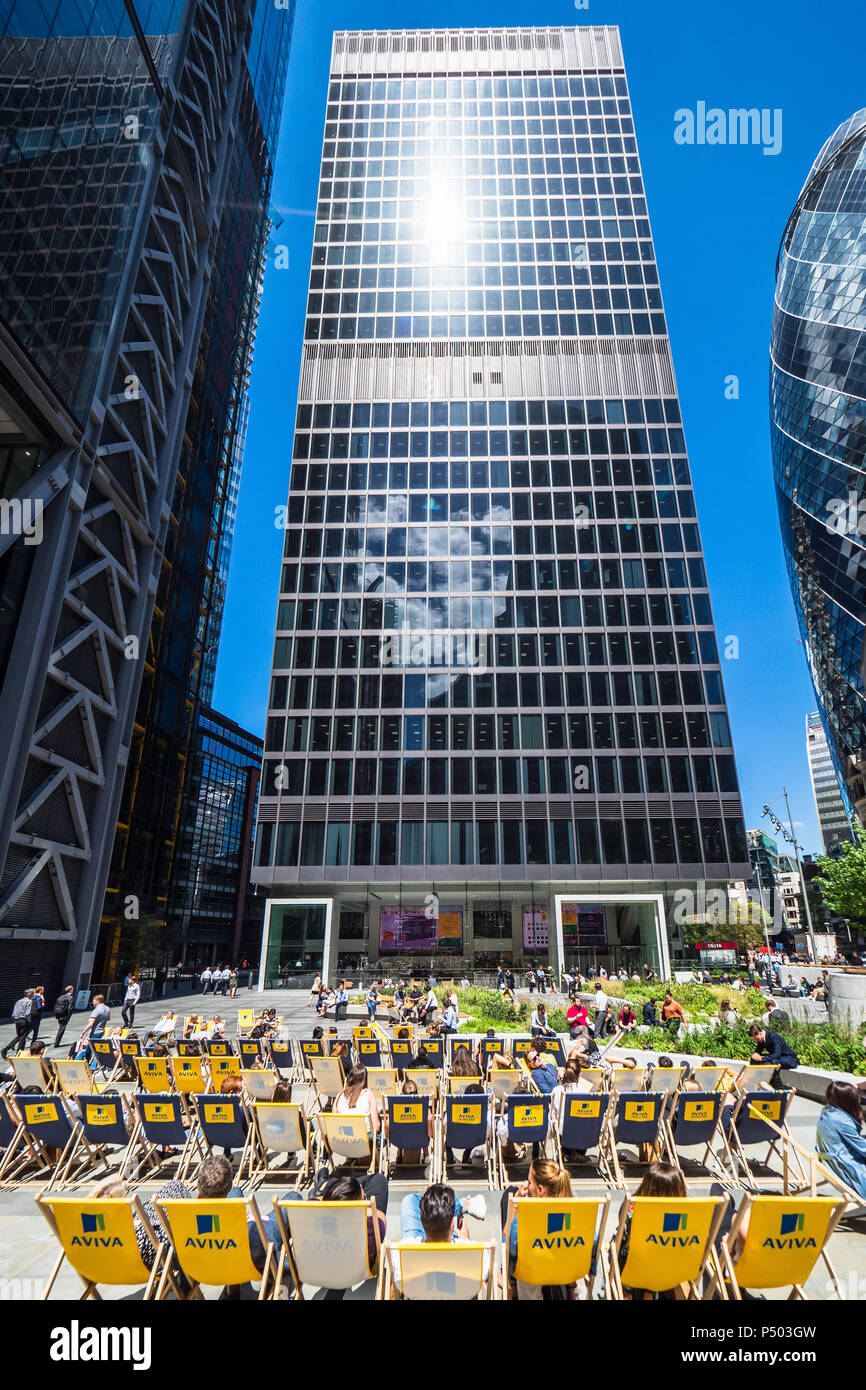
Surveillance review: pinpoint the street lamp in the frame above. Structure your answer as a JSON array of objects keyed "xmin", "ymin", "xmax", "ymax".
[{"xmin": 761, "ymin": 790, "xmax": 820, "ymax": 964}]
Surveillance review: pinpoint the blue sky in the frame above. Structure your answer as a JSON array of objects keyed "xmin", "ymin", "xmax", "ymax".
[{"xmin": 213, "ymin": 0, "xmax": 866, "ymax": 860}]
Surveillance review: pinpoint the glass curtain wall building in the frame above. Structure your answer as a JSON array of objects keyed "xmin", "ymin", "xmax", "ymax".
[
  {"xmin": 806, "ymin": 710, "xmax": 853, "ymax": 854},
  {"xmin": 0, "ymin": 0, "xmax": 292, "ymax": 1011},
  {"xmin": 165, "ymin": 707, "xmax": 263, "ymax": 967},
  {"xmin": 772, "ymin": 111, "xmax": 866, "ymax": 821},
  {"xmin": 254, "ymin": 25, "xmax": 749, "ymax": 985}
]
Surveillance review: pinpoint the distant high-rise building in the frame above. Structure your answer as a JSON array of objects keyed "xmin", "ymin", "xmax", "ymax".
[
  {"xmin": 806, "ymin": 711, "xmax": 853, "ymax": 854},
  {"xmin": 0, "ymin": 0, "xmax": 293, "ymax": 1010},
  {"xmin": 771, "ymin": 111, "xmax": 866, "ymax": 820},
  {"xmin": 253, "ymin": 25, "xmax": 749, "ymax": 986},
  {"xmin": 165, "ymin": 707, "xmax": 264, "ymax": 965}
]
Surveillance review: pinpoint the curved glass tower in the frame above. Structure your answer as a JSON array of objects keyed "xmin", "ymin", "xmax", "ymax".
[{"xmin": 771, "ymin": 111, "xmax": 866, "ymax": 816}]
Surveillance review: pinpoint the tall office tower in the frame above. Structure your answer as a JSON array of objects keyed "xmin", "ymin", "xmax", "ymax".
[
  {"xmin": 0, "ymin": 0, "xmax": 292, "ymax": 1010},
  {"xmin": 254, "ymin": 25, "xmax": 749, "ymax": 987},
  {"xmin": 806, "ymin": 711, "xmax": 852, "ymax": 854},
  {"xmin": 164, "ymin": 707, "xmax": 264, "ymax": 966},
  {"xmin": 772, "ymin": 111, "xmax": 866, "ymax": 820}
]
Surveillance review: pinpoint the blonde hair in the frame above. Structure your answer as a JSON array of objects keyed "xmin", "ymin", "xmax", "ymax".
[
  {"xmin": 89, "ymin": 1177, "xmax": 127, "ymax": 1200},
  {"xmin": 530, "ymin": 1158, "xmax": 572, "ymax": 1198}
]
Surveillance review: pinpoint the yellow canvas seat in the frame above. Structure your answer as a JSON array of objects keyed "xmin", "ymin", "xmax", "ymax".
[
  {"xmin": 573, "ymin": 1067, "xmax": 604, "ymax": 1092},
  {"xmin": 243, "ymin": 1102, "xmax": 313, "ymax": 1186},
  {"xmin": 488, "ymin": 1070, "xmax": 522, "ymax": 1104},
  {"xmin": 734, "ymin": 1064, "xmax": 777, "ymax": 1091},
  {"xmin": 608, "ymin": 1067, "xmax": 648, "ymax": 1093},
  {"xmin": 236, "ymin": 1009, "xmax": 255, "ymax": 1035},
  {"xmin": 243, "ymin": 1069, "xmax": 278, "ymax": 1104},
  {"xmin": 447, "ymin": 1075, "xmax": 482, "ymax": 1096},
  {"xmin": 208, "ymin": 1056, "xmax": 242, "ymax": 1088},
  {"xmin": 273, "ymin": 1198, "xmax": 380, "ymax": 1297},
  {"xmin": 605, "ymin": 1195, "xmax": 728, "ymax": 1300},
  {"xmin": 366, "ymin": 1068, "xmax": 398, "ymax": 1107},
  {"xmin": 505, "ymin": 1195, "xmax": 610, "ymax": 1299},
  {"xmin": 170, "ymin": 1056, "xmax": 210, "ymax": 1102},
  {"xmin": 136, "ymin": 1056, "xmax": 172, "ymax": 1094},
  {"xmin": 53, "ymin": 1060, "xmax": 107, "ymax": 1098},
  {"xmin": 308, "ymin": 1056, "xmax": 345, "ymax": 1114},
  {"xmin": 10, "ymin": 1055, "xmax": 54, "ymax": 1093},
  {"xmin": 317, "ymin": 1112, "xmax": 378, "ymax": 1173},
  {"xmin": 379, "ymin": 1240, "xmax": 495, "ymax": 1300},
  {"xmin": 155, "ymin": 1196, "xmax": 277, "ymax": 1300},
  {"xmin": 691, "ymin": 1066, "xmax": 727, "ymax": 1091},
  {"xmin": 647, "ymin": 1066, "xmax": 685, "ymax": 1095},
  {"xmin": 37, "ymin": 1195, "xmax": 182, "ymax": 1300},
  {"xmin": 708, "ymin": 1195, "xmax": 847, "ymax": 1300}
]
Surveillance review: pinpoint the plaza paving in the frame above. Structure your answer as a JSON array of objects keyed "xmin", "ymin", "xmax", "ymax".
[{"xmin": 0, "ymin": 988, "xmax": 863, "ymax": 1300}]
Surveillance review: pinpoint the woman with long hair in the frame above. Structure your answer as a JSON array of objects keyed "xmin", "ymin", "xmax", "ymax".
[
  {"xmin": 501, "ymin": 1157, "xmax": 574, "ymax": 1298},
  {"xmin": 334, "ymin": 1063, "xmax": 379, "ymax": 1137},
  {"xmin": 617, "ymin": 1161, "xmax": 687, "ymax": 1299},
  {"xmin": 816, "ymin": 1081, "xmax": 866, "ymax": 1199},
  {"xmin": 449, "ymin": 1043, "xmax": 480, "ymax": 1078}
]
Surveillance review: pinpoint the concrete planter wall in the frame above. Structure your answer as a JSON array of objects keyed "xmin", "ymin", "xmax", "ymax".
[{"xmin": 828, "ymin": 970, "xmax": 866, "ymax": 1027}]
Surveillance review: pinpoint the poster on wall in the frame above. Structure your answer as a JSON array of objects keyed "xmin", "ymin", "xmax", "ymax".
[
  {"xmin": 522, "ymin": 904, "xmax": 608, "ymax": 950},
  {"xmin": 522, "ymin": 906, "xmax": 549, "ymax": 951},
  {"xmin": 379, "ymin": 906, "xmax": 463, "ymax": 954}
]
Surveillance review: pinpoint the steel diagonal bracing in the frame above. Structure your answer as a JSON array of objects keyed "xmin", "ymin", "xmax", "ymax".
[{"xmin": 0, "ymin": 0, "xmax": 252, "ymax": 948}]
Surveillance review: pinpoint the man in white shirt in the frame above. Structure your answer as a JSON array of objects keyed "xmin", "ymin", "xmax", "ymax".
[
  {"xmin": 441, "ymin": 1001, "xmax": 459, "ymax": 1034},
  {"xmin": 200, "ymin": 967, "xmax": 212, "ymax": 995},
  {"xmin": 219, "ymin": 967, "xmax": 231, "ymax": 996},
  {"xmin": 122, "ymin": 974, "xmax": 141, "ymax": 1028},
  {"xmin": 422, "ymin": 986, "xmax": 439, "ymax": 1024}
]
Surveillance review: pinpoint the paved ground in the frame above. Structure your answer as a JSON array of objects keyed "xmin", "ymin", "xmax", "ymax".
[{"xmin": 1, "ymin": 989, "xmax": 863, "ymax": 1301}]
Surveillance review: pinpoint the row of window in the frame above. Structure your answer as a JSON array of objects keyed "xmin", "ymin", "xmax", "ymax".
[
  {"xmin": 282, "ymin": 524, "xmax": 701, "ymax": 565},
  {"xmin": 307, "ymin": 312, "xmax": 667, "ymax": 342},
  {"xmin": 287, "ymin": 491, "xmax": 694, "ymax": 528},
  {"xmin": 273, "ymin": 581, "xmax": 712, "ymax": 634},
  {"xmin": 255, "ymin": 812, "xmax": 746, "ymax": 870},
  {"xmin": 323, "ymin": 138, "xmax": 637, "ymax": 164},
  {"xmin": 261, "ymin": 751, "xmax": 738, "ymax": 798},
  {"xmin": 264, "ymin": 709, "xmax": 732, "ymax": 753},
  {"xmin": 327, "ymin": 76, "xmax": 629, "ymax": 102},
  {"xmin": 271, "ymin": 621, "xmax": 717, "ymax": 669}
]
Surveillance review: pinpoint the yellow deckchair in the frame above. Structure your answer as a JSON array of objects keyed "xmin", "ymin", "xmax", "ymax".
[
  {"xmin": 708, "ymin": 1195, "xmax": 847, "ymax": 1300},
  {"xmin": 605, "ymin": 1195, "xmax": 728, "ymax": 1300},
  {"xmin": 155, "ymin": 1196, "xmax": 277, "ymax": 1300},
  {"xmin": 36, "ymin": 1195, "xmax": 183, "ymax": 1300}
]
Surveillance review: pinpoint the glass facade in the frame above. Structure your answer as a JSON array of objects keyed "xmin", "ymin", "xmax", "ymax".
[
  {"xmin": 164, "ymin": 707, "xmax": 264, "ymax": 967},
  {"xmin": 771, "ymin": 110, "xmax": 866, "ymax": 817},
  {"xmin": 98, "ymin": 0, "xmax": 295, "ymax": 976},
  {"xmin": 253, "ymin": 25, "xmax": 748, "ymax": 974},
  {"xmin": 805, "ymin": 710, "xmax": 853, "ymax": 854}
]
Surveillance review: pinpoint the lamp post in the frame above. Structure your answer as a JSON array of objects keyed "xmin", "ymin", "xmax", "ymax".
[{"xmin": 761, "ymin": 792, "xmax": 820, "ymax": 965}]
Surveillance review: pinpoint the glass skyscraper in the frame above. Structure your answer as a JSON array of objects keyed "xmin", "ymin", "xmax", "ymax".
[
  {"xmin": 0, "ymin": 0, "xmax": 292, "ymax": 1011},
  {"xmin": 806, "ymin": 710, "xmax": 852, "ymax": 854},
  {"xmin": 772, "ymin": 110, "xmax": 866, "ymax": 821},
  {"xmin": 254, "ymin": 25, "xmax": 748, "ymax": 986}
]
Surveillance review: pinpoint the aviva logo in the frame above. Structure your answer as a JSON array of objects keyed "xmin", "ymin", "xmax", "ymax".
[
  {"xmin": 71, "ymin": 1212, "xmax": 122, "ymax": 1248},
  {"xmin": 531, "ymin": 1212, "xmax": 584, "ymax": 1250},
  {"xmin": 197, "ymin": 1215, "xmax": 220, "ymax": 1234},
  {"xmin": 645, "ymin": 1212, "xmax": 699, "ymax": 1247},
  {"xmin": 186, "ymin": 1214, "xmax": 237, "ymax": 1250},
  {"xmin": 762, "ymin": 1211, "xmax": 816, "ymax": 1250}
]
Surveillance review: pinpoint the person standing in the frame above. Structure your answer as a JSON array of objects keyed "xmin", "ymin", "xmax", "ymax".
[
  {"xmin": 366, "ymin": 981, "xmax": 379, "ymax": 1022},
  {"xmin": 200, "ymin": 965, "xmax": 212, "ymax": 995},
  {"xmin": 220, "ymin": 965, "xmax": 231, "ymax": 997},
  {"xmin": 53, "ymin": 985, "xmax": 75, "ymax": 1048},
  {"xmin": 122, "ymin": 974, "xmax": 141, "ymax": 1028},
  {"xmin": 1, "ymin": 990, "xmax": 35, "ymax": 1058},
  {"xmin": 526, "ymin": 967, "xmax": 536, "ymax": 995},
  {"xmin": 75, "ymin": 994, "xmax": 110, "ymax": 1063},
  {"xmin": 228, "ymin": 967, "xmax": 239, "ymax": 999},
  {"xmin": 660, "ymin": 991, "xmax": 685, "ymax": 1035}
]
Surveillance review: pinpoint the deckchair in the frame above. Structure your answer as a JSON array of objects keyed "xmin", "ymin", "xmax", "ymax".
[
  {"xmin": 37, "ymin": 1194, "xmax": 183, "ymax": 1300},
  {"xmin": 504, "ymin": 1195, "xmax": 610, "ymax": 1299},
  {"xmin": 439, "ymin": 1092, "xmax": 495, "ymax": 1187},
  {"xmin": 243, "ymin": 1102, "xmax": 313, "ymax": 1187},
  {"xmin": 273, "ymin": 1198, "xmax": 380, "ymax": 1298},
  {"xmin": 155, "ymin": 1195, "xmax": 277, "ymax": 1300},
  {"xmin": 707, "ymin": 1195, "xmax": 848, "ymax": 1300},
  {"xmin": 605, "ymin": 1195, "xmax": 728, "ymax": 1300},
  {"xmin": 379, "ymin": 1240, "xmax": 495, "ymax": 1300}
]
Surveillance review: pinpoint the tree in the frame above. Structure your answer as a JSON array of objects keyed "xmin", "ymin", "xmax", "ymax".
[
  {"xmin": 680, "ymin": 900, "xmax": 770, "ymax": 955},
  {"xmin": 814, "ymin": 823, "xmax": 866, "ymax": 924}
]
